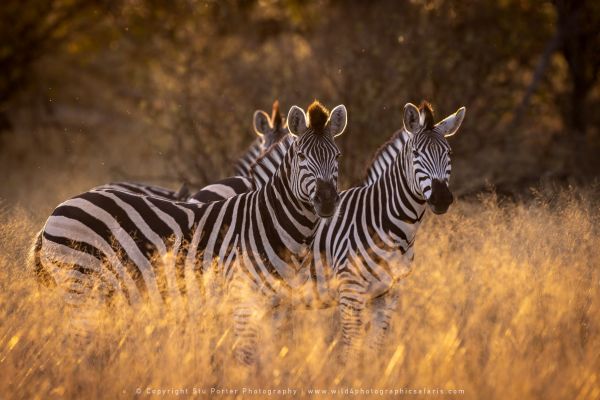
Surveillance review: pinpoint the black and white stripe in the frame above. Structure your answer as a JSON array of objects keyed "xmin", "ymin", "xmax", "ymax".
[
  {"xmin": 233, "ymin": 142, "xmax": 262, "ymax": 178},
  {"xmin": 249, "ymin": 136, "xmax": 294, "ymax": 188},
  {"xmin": 93, "ymin": 181, "xmax": 190, "ymax": 201},
  {"xmin": 363, "ymin": 132, "xmax": 404, "ymax": 185},
  {"xmin": 33, "ymin": 101, "xmax": 348, "ymax": 365},
  {"xmin": 188, "ymin": 176, "xmax": 254, "ymax": 204},
  {"xmin": 294, "ymin": 102, "xmax": 466, "ymax": 360}
]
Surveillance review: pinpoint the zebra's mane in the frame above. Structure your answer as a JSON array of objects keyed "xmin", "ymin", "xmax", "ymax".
[
  {"xmin": 271, "ymin": 100, "xmax": 283, "ymax": 128},
  {"xmin": 420, "ymin": 101, "xmax": 435, "ymax": 130},
  {"xmin": 307, "ymin": 101, "xmax": 329, "ymax": 133}
]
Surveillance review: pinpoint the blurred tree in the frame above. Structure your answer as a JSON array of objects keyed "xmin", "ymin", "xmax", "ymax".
[
  {"xmin": 0, "ymin": 0, "xmax": 115, "ymax": 130},
  {"xmin": 0, "ymin": 0, "xmax": 598, "ymax": 194},
  {"xmin": 554, "ymin": 0, "xmax": 600, "ymax": 135}
]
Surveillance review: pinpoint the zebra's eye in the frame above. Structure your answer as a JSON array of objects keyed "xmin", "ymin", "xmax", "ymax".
[
  {"xmin": 412, "ymin": 150, "xmax": 419, "ymax": 157},
  {"xmin": 336, "ymin": 153, "xmax": 342, "ymax": 159},
  {"xmin": 298, "ymin": 152, "xmax": 306, "ymax": 161}
]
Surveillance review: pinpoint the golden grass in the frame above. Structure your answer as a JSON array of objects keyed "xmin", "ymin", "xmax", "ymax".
[{"xmin": 0, "ymin": 188, "xmax": 599, "ymax": 399}]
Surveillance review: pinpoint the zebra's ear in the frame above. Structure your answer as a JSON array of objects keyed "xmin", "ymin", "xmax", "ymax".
[
  {"xmin": 287, "ymin": 106, "xmax": 308, "ymax": 137},
  {"xmin": 436, "ymin": 106, "xmax": 466, "ymax": 137},
  {"xmin": 253, "ymin": 110, "xmax": 271, "ymax": 137},
  {"xmin": 403, "ymin": 103, "xmax": 422, "ymax": 135},
  {"xmin": 327, "ymin": 105, "xmax": 347, "ymax": 138}
]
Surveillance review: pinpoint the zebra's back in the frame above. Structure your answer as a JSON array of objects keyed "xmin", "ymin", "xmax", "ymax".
[
  {"xmin": 93, "ymin": 182, "xmax": 189, "ymax": 201},
  {"xmin": 189, "ymin": 176, "xmax": 253, "ymax": 203}
]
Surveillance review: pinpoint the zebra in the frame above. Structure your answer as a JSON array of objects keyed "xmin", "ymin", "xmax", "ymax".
[
  {"xmin": 32, "ymin": 100, "xmax": 348, "ymax": 365},
  {"xmin": 232, "ymin": 100, "xmax": 289, "ymax": 177},
  {"xmin": 232, "ymin": 102, "xmax": 465, "ymax": 359},
  {"xmin": 292, "ymin": 101, "xmax": 466, "ymax": 360}
]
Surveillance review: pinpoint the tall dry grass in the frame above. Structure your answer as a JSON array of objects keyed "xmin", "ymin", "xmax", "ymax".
[{"xmin": 0, "ymin": 187, "xmax": 599, "ymax": 399}]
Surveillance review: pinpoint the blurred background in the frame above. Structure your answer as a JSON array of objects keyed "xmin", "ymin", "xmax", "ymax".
[{"xmin": 1, "ymin": 0, "xmax": 599, "ymax": 214}]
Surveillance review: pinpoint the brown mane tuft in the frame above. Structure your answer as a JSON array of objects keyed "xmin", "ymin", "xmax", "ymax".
[
  {"xmin": 307, "ymin": 100, "xmax": 329, "ymax": 132},
  {"xmin": 419, "ymin": 101, "xmax": 435, "ymax": 130},
  {"xmin": 271, "ymin": 100, "xmax": 283, "ymax": 128}
]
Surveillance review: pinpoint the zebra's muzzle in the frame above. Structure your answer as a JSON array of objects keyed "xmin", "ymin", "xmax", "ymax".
[
  {"xmin": 427, "ymin": 179, "xmax": 453, "ymax": 215},
  {"xmin": 312, "ymin": 179, "xmax": 340, "ymax": 218}
]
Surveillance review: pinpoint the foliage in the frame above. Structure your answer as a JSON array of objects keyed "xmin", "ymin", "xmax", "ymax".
[{"xmin": 0, "ymin": 187, "xmax": 599, "ymax": 399}]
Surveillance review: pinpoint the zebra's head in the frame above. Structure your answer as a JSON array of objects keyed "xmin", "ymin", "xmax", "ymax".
[
  {"xmin": 286, "ymin": 101, "xmax": 347, "ymax": 218},
  {"xmin": 253, "ymin": 100, "xmax": 289, "ymax": 150},
  {"xmin": 403, "ymin": 102, "xmax": 466, "ymax": 215}
]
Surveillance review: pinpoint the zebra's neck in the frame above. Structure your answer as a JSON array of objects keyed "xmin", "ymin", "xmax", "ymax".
[
  {"xmin": 250, "ymin": 136, "xmax": 293, "ymax": 188},
  {"xmin": 234, "ymin": 139, "xmax": 262, "ymax": 177},
  {"xmin": 396, "ymin": 130, "xmax": 426, "ymax": 201},
  {"xmin": 363, "ymin": 130, "xmax": 407, "ymax": 185},
  {"xmin": 372, "ymin": 132, "xmax": 427, "ymax": 243},
  {"xmin": 261, "ymin": 150, "xmax": 319, "ymax": 261}
]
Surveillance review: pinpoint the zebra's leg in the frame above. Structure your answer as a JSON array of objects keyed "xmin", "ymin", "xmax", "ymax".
[
  {"xmin": 61, "ymin": 271, "xmax": 108, "ymax": 362},
  {"xmin": 338, "ymin": 280, "xmax": 368, "ymax": 363},
  {"xmin": 228, "ymin": 275, "xmax": 265, "ymax": 367},
  {"xmin": 366, "ymin": 283, "xmax": 401, "ymax": 354},
  {"xmin": 272, "ymin": 299, "xmax": 293, "ymax": 345},
  {"xmin": 269, "ymin": 298, "xmax": 293, "ymax": 379},
  {"xmin": 202, "ymin": 265, "xmax": 226, "ymax": 385}
]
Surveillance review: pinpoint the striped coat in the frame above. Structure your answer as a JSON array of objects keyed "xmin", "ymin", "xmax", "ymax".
[
  {"xmin": 34, "ymin": 101, "xmax": 348, "ymax": 365},
  {"xmin": 295, "ymin": 103, "xmax": 466, "ymax": 359}
]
